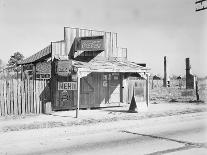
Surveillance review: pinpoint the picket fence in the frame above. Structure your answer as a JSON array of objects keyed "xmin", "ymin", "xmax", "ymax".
[{"xmin": 0, "ymin": 78, "xmax": 49, "ymax": 116}]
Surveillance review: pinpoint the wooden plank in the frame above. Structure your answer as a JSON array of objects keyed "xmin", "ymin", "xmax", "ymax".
[
  {"xmin": 17, "ymin": 79, "xmax": 21, "ymax": 115},
  {"xmin": 4, "ymin": 80, "xmax": 7, "ymax": 115},
  {"xmin": 0, "ymin": 80, "xmax": 2, "ymax": 115},
  {"xmin": 24, "ymin": 79, "xmax": 27, "ymax": 113},
  {"xmin": 64, "ymin": 27, "xmax": 77, "ymax": 58},
  {"xmin": 39, "ymin": 80, "xmax": 42, "ymax": 113},
  {"xmin": 1, "ymin": 79, "xmax": 4, "ymax": 116},
  {"xmin": 36, "ymin": 80, "xmax": 40, "ymax": 114},
  {"xmin": 27, "ymin": 78, "xmax": 30, "ymax": 113},
  {"xmin": 33, "ymin": 79, "xmax": 37, "ymax": 114},
  {"xmin": 38, "ymin": 81, "xmax": 41, "ymax": 113},
  {"xmin": 0, "ymin": 80, "xmax": 3, "ymax": 116},
  {"xmin": 21, "ymin": 80, "xmax": 26, "ymax": 115},
  {"xmin": 40, "ymin": 79, "xmax": 44, "ymax": 113},
  {"xmin": 40, "ymin": 79, "xmax": 45, "ymax": 113},
  {"xmin": 7, "ymin": 80, "xmax": 11, "ymax": 115},
  {"xmin": 33, "ymin": 65, "xmax": 36, "ymax": 114},
  {"xmin": 28, "ymin": 79, "xmax": 31, "ymax": 113},
  {"xmin": 10, "ymin": 79, "xmax": 14, "ymax": 115},
  {"xmin": 0, "ymin": 80, "xmax": 1, "ymax": 116},
  {"xmin": 13, "ymin": 79, "xmax": 18, "ymax": 115},
  {"xmin": 30, "ymin": 79, "xmax": 34, "ymax": 113}
]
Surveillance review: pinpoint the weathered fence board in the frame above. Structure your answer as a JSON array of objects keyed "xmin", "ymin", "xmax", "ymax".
[{"xmin": 0, "ymin": 74, "xmax": 49, "ymax": 116}]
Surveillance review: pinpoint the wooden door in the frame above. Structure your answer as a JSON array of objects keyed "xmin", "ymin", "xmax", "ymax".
[
  {"xmin": 108, "ymin": 73, "xmax": 120, "ymax": 103},
  {"xmin": 80, "ymin": 74, "xmax": 95, "ymax": 108}
]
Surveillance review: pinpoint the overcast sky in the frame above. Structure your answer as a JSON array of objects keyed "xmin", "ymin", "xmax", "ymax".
[{"xmin": 0, "ymin": 0, "xmax": 206, "ymax": 77}]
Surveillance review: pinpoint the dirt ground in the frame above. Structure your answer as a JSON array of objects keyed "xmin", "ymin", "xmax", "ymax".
[
  {"xmin": 0, "ymin": 102, "xmax": 206, "ymax": 133},
  {"xmin": 0, "ymin": 79, "xmax": 206, "ymax": 133}
]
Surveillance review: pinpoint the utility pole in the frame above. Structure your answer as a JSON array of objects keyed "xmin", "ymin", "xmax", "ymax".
[
  {"xmin": 195, "ymin": 0, "xmax": 207, "ymax": 12},
  {"xmin": 163, "ymin": 56, "xmax": 167, "ymax": 87}
]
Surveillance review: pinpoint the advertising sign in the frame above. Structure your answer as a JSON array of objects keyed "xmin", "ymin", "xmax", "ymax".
[
  {"xmin": 75, "ymin": 36, "xmax": 104, "ymax": 51},
  {"xmin": 58, "ymin": 82, "xmax": 77, "ymax": 90},
  {"xmin": 57, "ymin": 60, "xmax": 72, "ymax": 76},
  {"xmin": 181, "ymin": 90, "xmax": 194, "ymax": 96}
]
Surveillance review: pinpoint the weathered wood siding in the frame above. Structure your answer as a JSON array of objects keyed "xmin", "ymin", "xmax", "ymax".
[
  {"xmin": 51, "ymin": 40, "xmax": 66, "ymax": 59},
  {"xmin": 51, "ymin": 27, "xmax": 127, "ymax": 60},
  {"xmin": 0, "ymin": 76, "xmax": 49, "ymax": 116},
  {"xmin": 72, "ymin": 72, "xmax": 122, "ymax": 109}
]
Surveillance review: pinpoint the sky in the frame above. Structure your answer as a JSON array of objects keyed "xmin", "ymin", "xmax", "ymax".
[{"xmin": 0, "ymin": 0, "xmax": 206, "ymax": 77}]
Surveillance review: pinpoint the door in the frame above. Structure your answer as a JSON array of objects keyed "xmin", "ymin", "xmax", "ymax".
[
  {"xmin": 80, "ymin": 74, "xmax": 95, "ymax": 108},
  {"xmin": 108, "ymin": 73, "xmax": 120, "ymax": 103}
]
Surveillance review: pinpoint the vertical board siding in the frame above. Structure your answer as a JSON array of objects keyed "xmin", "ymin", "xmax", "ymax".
[
  {"xmin": 58, "ymin": 27, "xmax": 126, "ymax": 60},
  {"xmin": 0, "ymin": 74, "xmax": 49, "ymax": 116},
  {"xmin": 51, "ymin": 41, "xmax": 65, "ymax": 59}
]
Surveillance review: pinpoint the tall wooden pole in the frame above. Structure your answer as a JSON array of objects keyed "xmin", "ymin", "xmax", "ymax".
[
  {"xmin": 163, "ymin": 56, "xmax": 167, "ymax": 87},
  {"xmin": 76, "ymin": 71, "xmax": 80, "ymax": 118}
]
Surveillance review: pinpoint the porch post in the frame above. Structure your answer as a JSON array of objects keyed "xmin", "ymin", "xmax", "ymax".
[
  {"xmin": 146, "ymin": 73, "xmax": 149, "ymax": 106},
  {"xmin": 76, "ymin": 70, "xmax": 81, "ymax": 118}
]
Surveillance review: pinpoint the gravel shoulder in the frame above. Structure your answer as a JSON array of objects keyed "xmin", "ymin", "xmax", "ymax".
[{"xmin": 0, "ymin": 102, "xmax": 206, "ymax": 133}]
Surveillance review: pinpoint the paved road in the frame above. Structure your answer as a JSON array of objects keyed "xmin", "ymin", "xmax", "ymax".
[{"xmin": 0, "ymin": 112, "xmax": 207, "ymax": 155}]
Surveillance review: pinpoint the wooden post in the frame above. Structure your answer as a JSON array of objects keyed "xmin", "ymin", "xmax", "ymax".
[
  {"xmin": 196, "ymin": 80, "xmax": 199, "ymax": 101},
  {"xmin": 146, "ymin": 73, "xmax": 149, "ymax": 106},
  {"xmin": 163, "ymin": 56, "xmax": 167, "ymax": 87},
  {"xmin": 76, "ymin": 71, "xmax": 80, "ymax": 118}
]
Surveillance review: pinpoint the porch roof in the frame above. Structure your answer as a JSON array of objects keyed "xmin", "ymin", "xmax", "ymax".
[{"xmin": 72, "ymin": 59, "xmax": 150, "ymax": 73}]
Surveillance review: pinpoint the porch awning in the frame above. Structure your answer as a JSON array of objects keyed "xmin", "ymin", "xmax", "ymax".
[{"xmin": 72, "ymin": 59, "xmax": 150, "ymax": 74}]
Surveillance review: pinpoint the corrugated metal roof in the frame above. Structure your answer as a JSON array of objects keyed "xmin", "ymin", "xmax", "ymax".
[
  {"xmin": 18, "ymin": 45, "xmax": 51, "ymax": 65},
  {"xmin": 72, "ymin": 59, "xmax": 149, "ymax": 73}
]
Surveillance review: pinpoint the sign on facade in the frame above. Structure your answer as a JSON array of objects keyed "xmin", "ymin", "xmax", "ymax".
[
  {"xmin": 75, "ymin": 36, "xmax": 104, "ymax": 51},
  {"xmin": 103, "ymin": 81, "xmax": 107, "ymax": 87},
  {"xmin": 58, "ymin": 82, "xmax": 77, "ymax": 90},
  {"xmin": 57, "ymin": 60, "xmax": 72, "ymax": 76},
  {"xmin": 181, "ymin": 90, "xmax": 194, "ymax": 96}
]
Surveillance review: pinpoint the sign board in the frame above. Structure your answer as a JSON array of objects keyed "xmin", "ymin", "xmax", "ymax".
[
  {"xmin": 58, "ymin": 82, "xmax": 77, "ymax": 90},
  {"xmin": 103, "ymin": 81, "xmax": 107, "ymax": 87},
  {"xmin": 60, "ymin": 90, "xmax": 70, "ymax": 102},
  {"xmin": 57, "ymin": 60, "xmax": 72, "ymax": 76},
  {"xmin": 181, "ymin": 90, "xmax": 194, "ymax": 96},
  {"xmin": 75, "ymin": 36, "xmax": 104, "ymax": 51}
]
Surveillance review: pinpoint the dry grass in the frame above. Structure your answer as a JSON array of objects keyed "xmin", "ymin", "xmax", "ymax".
[{"xmin": 150, "ymin": 79, "xmax": 207, "ymax": 103}]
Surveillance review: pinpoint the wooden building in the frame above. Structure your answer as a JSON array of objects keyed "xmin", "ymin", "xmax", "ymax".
[{"xmin": 18, "ymin": 27, "xmax": 150, "ymax": 114}]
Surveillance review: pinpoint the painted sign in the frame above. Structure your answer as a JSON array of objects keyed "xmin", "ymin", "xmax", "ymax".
[
  {"xmin": 181, "ymin": 90, "xmax": 194, "ymax": 96},
  {"xmin": 60, "ymin": 90, "xmax": 70, "ymax": 102},
  {"xmin": 103, "ymin": 81, "xmax": 107, "ymax": 87},
  {"xmin": 57, "ymin": 60, "xmax": 72, "ymax": 76},
  {"xmin": 75, "ymin": 36, "xmax": 104, "ymax": 51},
  {"xmin": 58, "ymin": 82, "xmax": 77, "ymax": 90}
]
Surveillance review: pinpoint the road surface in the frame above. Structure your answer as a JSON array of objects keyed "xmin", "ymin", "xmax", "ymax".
[{"xmin": 0, "ymin": 112, "xmax": 207, "ymax": 155}]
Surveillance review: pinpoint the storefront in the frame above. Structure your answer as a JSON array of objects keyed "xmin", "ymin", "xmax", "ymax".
[{"xmin": 18, "ymin": 27, "xmax": 150, "ymax": 115}]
